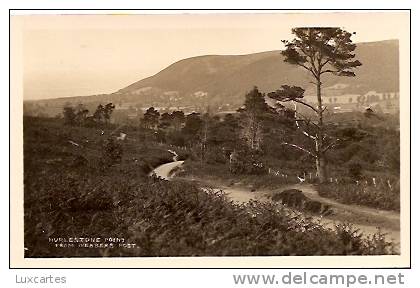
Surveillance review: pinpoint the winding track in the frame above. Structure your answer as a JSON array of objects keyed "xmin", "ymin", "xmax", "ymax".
[{"xmin": 150, "ymin": 150, "xmax": 184, "ymax": 180}]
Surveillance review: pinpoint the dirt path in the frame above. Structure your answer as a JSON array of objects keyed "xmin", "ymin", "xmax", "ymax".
[
  {"xmin": 295, "ymin": 183, "xmax": 401, "ymax": 246},
  {"xmin": 149, "ymin": 150, "xmax": 184, "ymax": 180},
  {"xmin": 224, "ymin": 183, "xmax": 400, "ymax": 246},
  {"xmin": 288, "ymin": 184, "xmax": 400, "ymax": 222},
  {"xmin": 223, "ymin": 183, "xmax": 399, "ymax": 245},
  {"xmin": 152, "ymin": 160, "xmax": 185, "ymax": 180},
  {"xmin": 196, "ymin": 179, "xmax": 400, "ymax": 246},
  {"xmin": 151, "ymin": 160, "xmax": 400, "ymax": 247}
]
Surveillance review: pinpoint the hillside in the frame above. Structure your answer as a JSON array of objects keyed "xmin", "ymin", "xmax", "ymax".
[
  {"xmin": 117, "ymin": 39, "xmax": 399, "ymax": 102},
  {"xmin": 25, "ymin": 39, "xmax": 399, "ymax": 115}
]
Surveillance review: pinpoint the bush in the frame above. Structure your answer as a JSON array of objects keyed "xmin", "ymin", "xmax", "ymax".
[
  {"xmin": 204, "ymin": 147, "xmax": 228, "ymax": 165},
  {"xmin": 100, "ymin": 138, "xmax": 123, "ymax": 167},
  {"xmin": 271, "ymin": 189, "xmax": 333, "ymax": 216},
  {"xmin": 317, "ymin": 181, "xmax": 400, "ymax": 211},
  {"xmin": 167, "ymin": 131, "xmax": 187, "ymax": 147},
  {"xmin": 348, "ymin": 161, "xmax": 363, "ymax": 180},
  {"xmin": 230, "ymin": 149, "xmax": 266, "ymax": 175}
]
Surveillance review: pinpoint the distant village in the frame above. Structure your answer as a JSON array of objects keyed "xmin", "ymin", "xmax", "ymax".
[
  {"xmin": 23, "ymin": 89, "xmax": 400, "ymax": 122},
  {"xmin": 110, "ymin": 89, "xmax": 400, "ymax": 119},
  {"xmin": 302, "ymin": 90, "xmax": 400, "ymax": 114}
]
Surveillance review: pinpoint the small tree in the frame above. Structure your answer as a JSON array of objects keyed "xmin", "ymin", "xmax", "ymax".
[
  {"xmin": 75, "ymin": 104, "xmax": 89, "ymax": 126},
  {"xmin": 93, "ymin": 104, "xmax": 105, "ymax": 123},
  {"xmin": 348, "ymin": 161, "xmax": 363, "ymax": 180},
  {"xmin": 143, "ymin": 107, "xmax": 160, "ymax": 130},
  {"xmin": 171, "ymin": 110, "xmax": 185, "ymax": 130},
  {"xmin": 63, "ymin": 106, "xmax": 76, "ymax": 126},
  {"xmin": 183, "ymin": 112, "xmax": 203, "ymax": 143},
  {"xmin": 199, "ymin": 113, "xmax": 211, "ymax": 163},
  {"xmin": 239, "ymin": 87, "xmax": 270, "ymax": 151},
  {"xmin": 103, "ymin": 103, "xmax": 116, "ymax": 124},
  {"xmin": 269, "ymin": 28, "xmax": 362, "ymax": 183},
  {"xmin": 159, "ymin": 112, "xmax": 173, "ymax": 129}
]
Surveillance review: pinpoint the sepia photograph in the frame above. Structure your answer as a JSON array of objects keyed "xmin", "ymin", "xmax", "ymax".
[{"xmin": 10, "ymin": 10, "xmax": 410, "ymax": 268}]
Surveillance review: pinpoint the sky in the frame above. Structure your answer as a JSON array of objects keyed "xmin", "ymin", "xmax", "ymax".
[{"xmin": 14, "ymin": 12, "xmax": 408, "ymax": 100}]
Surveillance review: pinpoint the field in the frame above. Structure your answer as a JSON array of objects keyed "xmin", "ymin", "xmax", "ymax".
[{"xmin": 23, "ymin": 117, "xmax": 396, "ymax": 257}]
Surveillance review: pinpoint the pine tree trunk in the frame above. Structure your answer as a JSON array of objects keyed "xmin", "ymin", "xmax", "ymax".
[
  {"xmin": 316, "ymin": 78, "xmax": 327, "ymax": 183},
  {"xmin": 316, "ymin": 152, "xmax": 327, "ymax": 183}
]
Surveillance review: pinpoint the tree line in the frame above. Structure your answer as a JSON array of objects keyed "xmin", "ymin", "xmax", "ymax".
[{"xmin": 63, "ymin": 103, "xmax": 115, "ymax": 127}]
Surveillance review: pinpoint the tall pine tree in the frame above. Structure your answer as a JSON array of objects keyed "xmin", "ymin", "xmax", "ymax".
[{"xmin": 269, "ymin": 28, "xmax": 362, "ymax": 183}]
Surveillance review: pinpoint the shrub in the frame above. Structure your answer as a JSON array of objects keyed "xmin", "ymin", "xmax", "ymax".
[
  {"xmin": 348, "ymin": 161, "xmax": 363, "ymax": 180},
  {"xmin": 205, "ymin": 147, "xmax": 227, "ymax": 165},
  {"xmin": 230, "ymin": 149, "xmax": 266, "ymax": 175},
  {"xmin": 317, "ymin": 181, "xmax": 400, "ymax": 211},
  {"xmin": 271, "ymin": 189, "xmax": 333, "ymax": 216},
  {"xmin": 100, "ymin": 138, "xmax": 123, "ymax": 168}
]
